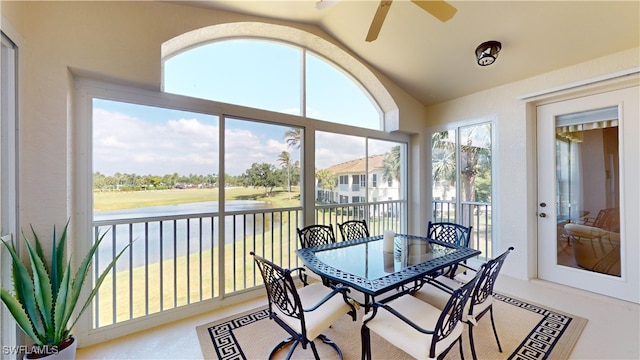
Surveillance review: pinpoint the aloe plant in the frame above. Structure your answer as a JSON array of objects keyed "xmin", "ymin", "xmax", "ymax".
[{"xmin": 0, "ymin": 221, "xmax": 130, "ymax": 347}]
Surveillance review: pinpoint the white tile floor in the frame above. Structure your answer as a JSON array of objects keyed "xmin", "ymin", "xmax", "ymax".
[{"xmin": 76, "ymin": 276, "xmax": 640, "ymax": 359}]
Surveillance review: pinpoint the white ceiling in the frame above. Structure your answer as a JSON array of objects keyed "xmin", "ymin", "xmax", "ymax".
[{"xmin": 178, "ymin": 0, "xmax": 639, "ymax": 106}]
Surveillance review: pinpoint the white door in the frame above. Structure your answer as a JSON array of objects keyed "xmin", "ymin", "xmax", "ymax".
[{"xmin": 537, "ymin": 86, "xmax": 639, "ymax": 304}]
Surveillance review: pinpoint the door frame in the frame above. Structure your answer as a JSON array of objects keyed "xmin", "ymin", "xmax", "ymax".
[{"xmin": 534, "ymin": 84, "xmax": 639, "ymax": 304}]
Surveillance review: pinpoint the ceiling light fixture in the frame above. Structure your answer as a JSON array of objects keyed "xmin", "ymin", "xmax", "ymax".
[{"xmin": 475, "ymin": 40, "xmax": 501, "ymax": 66}]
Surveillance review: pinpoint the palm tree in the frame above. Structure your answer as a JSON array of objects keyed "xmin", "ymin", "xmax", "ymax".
[
  {"xmin": 316, "ymin": 168, "xmax": 337, "ymax": 203},
  {"xmin": 431, "ymin": 126, "xmax": 491, "ymax": 224},
  {"xmin": 278, "ymin": 151, "xmax": 292, "ymax": 199},
  {"xmin": 382, "ymin": 145, "xmax": 401, "ymax": 185},
  {"xmin": 431, "ymin": 131, "xmax": 456, "ymax": 199},
  {"xmin": 459, "ymin": 124, "xmax": 491, "ymax": 204},
  {"xmin": 284, "ymin": 128, "xmax": 301, "ymax": 149}
]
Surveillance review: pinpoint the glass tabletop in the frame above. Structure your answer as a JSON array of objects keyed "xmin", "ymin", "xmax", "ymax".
[
  {"xmin": 314, "ymin": 236, "xmax": 456, "ymax": 280},
  {"xmin": 297, "ymin": 234, "xmax": 481, "ymax": 296}
]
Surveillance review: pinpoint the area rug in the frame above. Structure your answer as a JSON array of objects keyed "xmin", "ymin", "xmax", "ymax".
[{"xmin": 196, "ymin": 293, "xmax": 587, "ymax": 360}]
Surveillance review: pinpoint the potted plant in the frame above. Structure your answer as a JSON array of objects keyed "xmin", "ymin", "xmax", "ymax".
[{"xmin": 0, "ymin": 221, "xmax": 130, "ymax": 359}]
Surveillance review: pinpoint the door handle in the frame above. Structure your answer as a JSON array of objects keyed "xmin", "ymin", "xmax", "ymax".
[{"xmin": 539, "ymin": 213, "xmax": 547, "ymax": 218}]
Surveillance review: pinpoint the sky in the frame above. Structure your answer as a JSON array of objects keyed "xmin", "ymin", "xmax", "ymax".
[{"xmin": 92, "ymin": 39, "xmax": 397, "ymax": 177}]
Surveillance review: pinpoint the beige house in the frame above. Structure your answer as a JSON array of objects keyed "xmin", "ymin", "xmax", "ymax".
[
  {"xmin": 1, "ymin": 1, "xmax": 638, "ymax": 358},
  {"xmin": 317, "ymin": 154, "xmax": 400, "ymax": 204}
]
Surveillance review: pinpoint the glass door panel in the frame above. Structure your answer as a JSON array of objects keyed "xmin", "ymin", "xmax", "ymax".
[
  {"xmin": 555, "ymin": 107, "xmax": 620, "ymax": 277},
  {"xmin": 537, "ymin": 86, "xmax": 639, "ymax": 303}
]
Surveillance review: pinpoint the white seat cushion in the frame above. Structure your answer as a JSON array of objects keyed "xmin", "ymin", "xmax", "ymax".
[
  {"xmin": 413, "ymin": 275, "xmax": 492, "ymax": 325},
  {"xmin": 274, "ymin": 282, "xmax": 351, "ymax": 341},
  {"xmin": 365, "ymin": 295, "xmax": 463, "ymax": 359},
  {"xmin": 413, "ymin": 276, "xmax": 461, "ymax": 310}
]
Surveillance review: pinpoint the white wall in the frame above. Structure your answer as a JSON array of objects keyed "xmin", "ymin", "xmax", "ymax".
[{"xmin": 424, "ymin": 48, "xmax": 639, "ymax": 280}]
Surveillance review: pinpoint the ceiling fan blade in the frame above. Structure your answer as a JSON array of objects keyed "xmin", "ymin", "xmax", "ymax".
[
  {"xmin": 316, "ymin": 0, "xmax": 340, "ymax": 10},
  {"xmin": 366, "ymin": 1, "xmax": 393, "ymax": 42},
  {"xmin": 411, "ymin": 0, "xmax": 457, "ymax": 22}
]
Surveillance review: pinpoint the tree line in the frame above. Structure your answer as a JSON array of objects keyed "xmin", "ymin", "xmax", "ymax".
[
  {"xmin": 93, "ymin": 128, "xmax": 401, "ymax": 198},
  {"xmin": 93, "ymin": 128, "xmax": 304, "ymax": 193},
  {"xmin": 92, "ymin": 163, "xmax": 302, "ymax": 193}
]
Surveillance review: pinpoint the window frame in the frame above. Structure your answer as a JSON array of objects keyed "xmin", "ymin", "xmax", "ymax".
[
  {"xmin": 73, "ymin": 77, "xmax": 410, "ymax": 344},
  {"xmin": 427, "ymin": 116, "xmax": 496, "ymax": 260},
  {"xmin": 73, "ymin": 21, "xmax": 409, "ymax": 345},
  {"xmin": 1, "ymin": 26, "xmax": 21, "ymax": 353},
  {"xmin": 161, "ymin": 22, "xmax": 400, "ymax": 132}
]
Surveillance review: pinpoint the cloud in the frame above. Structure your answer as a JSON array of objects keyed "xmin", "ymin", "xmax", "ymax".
[
  {"xmin": 93, "ymin": 108, "xmax": 219, "ymax": 175},
  {"xmin": 93, "ymin": 107, "xmax": 294, "ymax": 176},
  {"xmin": 93, "ymin": 105, "xmax": 399, "ymax": 177},
  {"xmin": 315, "ymin": 131, "xmax": 366, "ymax": 169}
]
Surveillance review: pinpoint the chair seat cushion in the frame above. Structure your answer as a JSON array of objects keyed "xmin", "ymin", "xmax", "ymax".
[
  {"xmin": 414, "ymin": 275, "xmax": 492, "ymax": 324},
  {"xmin": 274, "ymin": 282, "xmax": 351, "ymax": 341},
  {"xmin": 365, "ymin": 295, "xmax": 463, "ymax": 359}
]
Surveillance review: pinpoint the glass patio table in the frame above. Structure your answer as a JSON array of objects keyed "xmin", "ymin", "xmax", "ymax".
[{"xmin": 296, "ymin": 233, "xmax": 481, "ymax": 306}]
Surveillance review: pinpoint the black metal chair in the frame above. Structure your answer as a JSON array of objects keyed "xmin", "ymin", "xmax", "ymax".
[
  {"xmin": 338, "ymin": 219, "xmax": 370, "ymax": 241},
  {"xmin": 297, "ymin": 224, "xmax": 337, "ymax": 248},
  {"xmin": 361, "ymin": 269, "xmax": 480, "ymax": 360},
  {"xmin": 427, "ymin": 221, "xmax": 472, "ymax": 247},
  {"xmin": 427, "ymin": 221, "xmax": 473, "ymax": 278},
  {"xmin": 297, "ymin": 224, "xmax": 338, "ymax": 286},
  {"xmin": 251, "ymin": 252, "xmax": 357, "ymax": 360},
  {"xmin": 413, "ymin": 247, "xmax": 514, "ymax": 360}
]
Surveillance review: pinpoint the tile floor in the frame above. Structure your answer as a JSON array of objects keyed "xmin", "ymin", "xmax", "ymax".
[{"xmin": 76, "ymin": 275, "xmax": 640, "ymax": 359}]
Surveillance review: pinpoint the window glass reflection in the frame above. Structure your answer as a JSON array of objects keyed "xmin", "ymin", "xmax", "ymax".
[{"xmin": 556, "ymin": 106, "xmax": 620, "ymax": 277}]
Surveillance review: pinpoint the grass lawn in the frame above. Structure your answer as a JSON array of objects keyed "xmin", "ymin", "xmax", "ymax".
[{"xmin": 94, "ymin": 187, "xmax": 301, "ymax": 211}]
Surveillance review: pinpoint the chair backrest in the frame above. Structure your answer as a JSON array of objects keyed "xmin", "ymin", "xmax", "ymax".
[
  {"xmin": 297, "ymin": 224, "xmax": 336, "ymax": 248},
  {"xmin": 250, "ymin": 252, "xmax": 305, "ymax": 331},
  {"xmin": 469, "ymin": 247, "xmax": 514, "ymax": 311},
  {"xmin": 338, "ymin": 219, "xmax": 370, "ymax": 241},
  {"xmin": 430, "ymin": 271, "xmax": 479, "ymax": 357},
  {"xmin": 427, "ymin": 221, "xmax": 472, "ymax": 247},
  {"xmin": 594, "ymin": 208, "xmax": 619, "ymax": 232}
]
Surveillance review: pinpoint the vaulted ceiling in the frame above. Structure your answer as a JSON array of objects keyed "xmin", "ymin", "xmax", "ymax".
[{"xmin": 177, "ymin": 1, "xmax": 639, "ymax": 107}]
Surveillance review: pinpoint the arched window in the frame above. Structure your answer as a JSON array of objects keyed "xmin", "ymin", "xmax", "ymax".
[
  {"xmin": 161, "ymin": 22, "xmax": 398, "ymax": 131},
  {"xmin": 164, "ymin": 38, "xmax": 381, "ymax": 130}
]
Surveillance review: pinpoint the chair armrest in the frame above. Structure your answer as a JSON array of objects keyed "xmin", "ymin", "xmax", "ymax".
[
  {"xmin": 302, "ymin": 286, "xmax": 352, "ymax": 312},
  {"xmin": 290, "ymin": 266, "xmax": 306, "ymax": 274},
  {"xmin": 424, "ymin": 277, "xmax": 456, "ymax": 294},
  {"xmin": 293, "ymin": 267, "xmax": 309, "ymax": 286},
  {"xmin": 367, "ymin": 302, "xmax": 435, "ymax": 335},
  {"xmin": 455, "ymin": 262, "xmax": 477, "ymax": 272}
]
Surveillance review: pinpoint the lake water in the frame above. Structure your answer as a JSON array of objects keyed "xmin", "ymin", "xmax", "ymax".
[
  {"xmin": 94, "ymin": 200, "xmax": 267, "ymax": 221},
  {"xmin": 93, "ymin": 200, "xmax": 282, "ymax": 272}
]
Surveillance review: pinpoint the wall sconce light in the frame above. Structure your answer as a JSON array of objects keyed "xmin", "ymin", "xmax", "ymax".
[{"xmin": 475, "ymin": 40, "xmax": 501, "ymax": 66}]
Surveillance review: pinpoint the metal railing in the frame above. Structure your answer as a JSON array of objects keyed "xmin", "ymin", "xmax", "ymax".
[
  {"xmin": 92, "ymin": 200, "xmax": 406, "ymax": 329},
  {"xmin": 432, "ymin": 199, "xmax": 492, "ymax": 260},
  {"xmin": 315, "ymin": 200, "xmax": 405, "ymax": 237}
]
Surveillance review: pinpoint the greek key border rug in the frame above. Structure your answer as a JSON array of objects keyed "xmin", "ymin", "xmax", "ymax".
[{"xmin": 197, "ymin": 293, "xmax": 587, "ymax": 360}]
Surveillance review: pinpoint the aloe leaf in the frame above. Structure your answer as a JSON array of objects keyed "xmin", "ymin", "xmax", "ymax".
[
  {"xmin": 24, "ymin": 238, "xmax": 54, "ymax": 339},
  {"xmin": 57, "ymin": 230, "xmax": 109, "ymax": 335},
  {"xmin": 0, "ymin": 237, "xmax": 45, "ymax": 342},
  {"xmin": 30, "ymin": 226, "xmax": 47, "ymax": 271},
  {"xmin": 67, "ymin": 240, "xmax": 131, "ymax": 332},
  {"xmin": 51, "ymin": 221, "xmax": 69, "ymax": 299},
  {"xmin": 52, "ymin": 259, "xmax": 72, "ymax": 345},
  {"xmin": 0, "ymin": 288, "xmax": 43, "ymax": 346}
]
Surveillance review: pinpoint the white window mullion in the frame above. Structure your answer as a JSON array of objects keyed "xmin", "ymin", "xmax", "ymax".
[{"xmin": 1, "ymin": 27, "xmax": 21, "ymax": 356}]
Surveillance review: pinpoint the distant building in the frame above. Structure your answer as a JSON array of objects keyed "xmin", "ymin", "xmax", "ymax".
[{"xmin": 316, "ymin": 154, "xmax": 400, "ymax": 204}]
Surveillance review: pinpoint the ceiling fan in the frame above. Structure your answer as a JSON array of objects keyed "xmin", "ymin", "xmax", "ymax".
[{"xmin": 365, "ymin": 0, "xmax": 457, "ymax": 42}]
